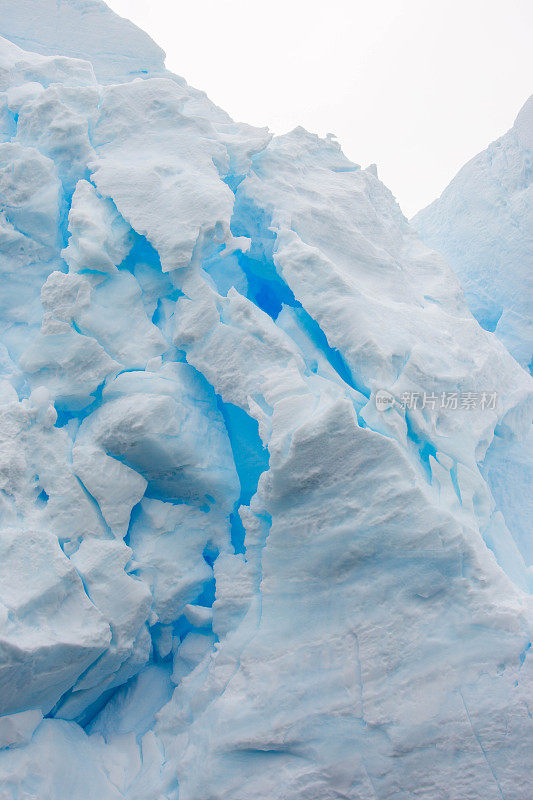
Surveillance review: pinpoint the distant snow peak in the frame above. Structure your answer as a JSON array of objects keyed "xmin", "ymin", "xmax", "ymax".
[{"xmin": 413, "ymin": 95, "xmax": 533, "ymax": 373}]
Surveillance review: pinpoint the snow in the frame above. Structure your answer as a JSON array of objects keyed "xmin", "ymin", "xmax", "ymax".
[
  {"xmin": 0, "ymin": 708, "xmax": 42, "ymax": 749},
  {"xmin": 0, "ymin": 528, "xmax": 111, "ymax": 717},
  {"xmin": 413, "ymin": 96, "xmax": 533, "ymax": 599},
  {"xmin": 0, "ymin": 0, "xmax": 166, "ymax": 84},
  {"xmin": 0, "ymin": 1, "xmax": 531, "ymax": 798},
  {"xmin": 413, "ymin": 95, "xmax": 533, "ymax": 373}
]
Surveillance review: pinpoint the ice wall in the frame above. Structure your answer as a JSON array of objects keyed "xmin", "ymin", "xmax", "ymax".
[
  {"xmin": 0, "ymin": 2, "xmax": 531, "ymax": 798},
  {"xmin": 413, "ymin": 96, "xmax": 533, "ymax": 373}
]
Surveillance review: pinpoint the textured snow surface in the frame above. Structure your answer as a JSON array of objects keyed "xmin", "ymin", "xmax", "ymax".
[
  {"xmin": 413, "ymin": 96, "xmax": 533, "ymax": 373},
  {"xmin": 0, "ymin": 2, "xmax": 532, "ymax": 798},
  {"xmin": 0, "ymin": 0, "xmax": 166, "ymax": 83}
]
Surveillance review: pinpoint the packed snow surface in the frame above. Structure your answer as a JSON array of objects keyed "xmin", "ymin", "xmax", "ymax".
[
  {"xmin": 0, "ymin": 1, "xmax": 531, "ymax": 798},
  {"xmin": 413, "ymin": 96, "xmax": 533, "ymax": 373}
]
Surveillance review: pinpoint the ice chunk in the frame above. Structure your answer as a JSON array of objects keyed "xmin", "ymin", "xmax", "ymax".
[
  {"xmin": 0, "ymin": 142, "xmax": 60, "ymax": 248},
  {"xmin": 88, "ymin": 664, "xmax": 173, "ymax": 740},
  {"xmin": 62, "ymin": 180, "xmax": 133, "ymax": 275},
  {"xmin": 0, "ymin": 719, "xmax": 125, "ymax": 799},
  {"xmin": 128, "ymin": 499, "xmax": 217, "ymax": 626},
  {"xmin": 75, "ymin": 366, "xmax": 239, "ymax": 509},
  {"xmin": 19, "ymin": 314, "xmax": 119, "ymax": 411},
  {"xmin": 0, "ymin": 528, "xmax": 110, "ymax": 716},
  {"xmin": 56, "ymin": 539, "xmax": 152, "ymax": 721},
  {"xmin": 0, "ymin": 35, "xmax": 97, "ymax": 91},
  {"xmin": 42, "ymin": 269, "xmax": 167, "ymax": 370},
  {"xmin": 0, "ymin": 709, "xmax": 42, "ymax": 749},
  {"xmin": 72, "ymin": 445, "xmax": 147, "ymax": 538},
  {"xmin": 90, "ymin": 79, "xmax": 236, "ymax": 271},
  {"xmin": 172, "ymin": 632, "xmax": 216, "ymax": 684},
  {"xmin": 13, "ymin": 85, "xmax": 97, "ymax": 194}
]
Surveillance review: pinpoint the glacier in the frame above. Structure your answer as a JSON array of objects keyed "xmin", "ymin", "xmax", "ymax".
[
  {"xmin": 413, "ymin": 99, "xmax": 533, "ymax": 626},
  {"xmin": 0, "ymin": 1, "xmax": 531, "ymax": 798},
  {"xmin": 413, "ymin": 96, "xmax": 533, "ymax": 374}
]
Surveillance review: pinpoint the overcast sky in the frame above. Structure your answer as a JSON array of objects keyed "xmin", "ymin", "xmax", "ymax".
[{"xmin": 106, "ymin": 0, "xmax": 532, "ymax": 217}]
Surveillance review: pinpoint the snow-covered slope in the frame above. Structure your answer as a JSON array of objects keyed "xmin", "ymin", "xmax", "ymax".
[
  {"xmin": 0, "ymin": 0, "xmax": 166, "ymax": 83},
  {"xmin": 413, "ymin": 97, "xmax": 533, "ymax": 372},
  {"xmin": 413, "ymin": 97, "xmax": 533, "ymax": 602},
  {"xmin": 0, "ymin": 2, "xmax": 531, "ymax": 798}
]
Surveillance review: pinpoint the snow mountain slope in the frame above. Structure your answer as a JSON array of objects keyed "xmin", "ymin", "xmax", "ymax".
[
  {"xmin": 413, "ymin": 97, "xmax": 533, "ymax": 610},
  {"xmin": 413, "ymin": 96, "xmax": 533, "ymax": 372},
  {"xmin": 0, "ymin": 0, "xmax": 166, "ymax": 83},
  {"xmin": 0, "ymin": 2, "xmax": 531, "ymax": 798}
]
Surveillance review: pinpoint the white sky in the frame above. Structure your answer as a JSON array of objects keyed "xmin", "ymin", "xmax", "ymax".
[{"xmin": 106, "ymin": 0, "xmax": 532, "ymax": 217}]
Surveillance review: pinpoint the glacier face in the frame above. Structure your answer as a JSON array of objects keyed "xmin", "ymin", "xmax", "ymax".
[
  {"xmin": 413, "ymin": 96, "xmax": 533, "ymax": 373},
  {"xmin": 413, "ymin": 97, "xmax": 533, "ymax": 611},
  {"xmin": 0, "ymin": 2, "xmax": 532, "ymax": 798}
]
